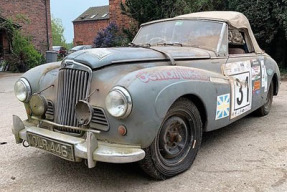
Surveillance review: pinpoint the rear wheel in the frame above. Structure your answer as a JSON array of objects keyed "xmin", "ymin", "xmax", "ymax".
[
  {"xmin": 139, "ymin": 98, "xmax": 202, "ymax": 180},
  {"xmin": 255, "ymin": 82, "xmax": 274, "ymax": 116}
]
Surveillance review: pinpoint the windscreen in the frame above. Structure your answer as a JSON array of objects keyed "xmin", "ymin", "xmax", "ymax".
[{"xmin": 133, "ymin": 20, "xmax": 223, "ymax": 52}]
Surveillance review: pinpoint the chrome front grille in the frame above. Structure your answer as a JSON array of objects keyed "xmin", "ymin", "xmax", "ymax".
[{"xmin": 55, "ymin": 68, "xmax": 90, "ymax": 133}]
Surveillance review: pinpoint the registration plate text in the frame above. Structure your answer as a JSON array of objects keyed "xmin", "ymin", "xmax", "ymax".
[{"xmin": 27, "ymin": 132, "xmax": 75, "ymax": 161}]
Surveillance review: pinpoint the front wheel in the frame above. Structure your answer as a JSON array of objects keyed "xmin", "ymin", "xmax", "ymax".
[{"xmin": 139, "ymin": 98, "xmax": 202, "ymax": 180}]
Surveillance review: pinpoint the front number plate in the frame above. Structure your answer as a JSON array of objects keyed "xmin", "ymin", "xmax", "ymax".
[{"xmin": 27, "ymin": 132, "xmax": 75, "ymax": 161}]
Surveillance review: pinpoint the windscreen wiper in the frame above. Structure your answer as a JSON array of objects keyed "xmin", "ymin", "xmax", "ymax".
[
  {"xmin": 129, "ymin": 42, "xmax": 151, "ymax": 48},
  {"xmin": 129, "ymin": 42, "xmax": 175, "ymax": 65},
  {"xmin": 157, "ymin": 42, "xmax": 183, "ymax": 47}
]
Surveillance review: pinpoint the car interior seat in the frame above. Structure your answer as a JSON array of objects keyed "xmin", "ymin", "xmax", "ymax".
[{"xmin": 228, "ymin": 29, "xmax": 246, "ymax": 54}]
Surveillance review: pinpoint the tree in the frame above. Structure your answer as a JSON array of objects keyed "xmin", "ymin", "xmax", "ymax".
[
  {"xmin": 186, "ymin": 0, "xmax": 287, "ymax": 68},
  {"xmin": 121, "ymin": 0, "xmax": 287, "ymax": 69},
  {"xmin": 120, "ymin": 0, "xmax": 192, "ymax": 40},
  {"xmin": 11, "ymin": 30, "xmax": 43, "ymax": 71},
  {"xmin": 51, "ymin": 17, "xmax": 66, "ymax": 46},
  {"xmin": 121, "ymin": 0, "xmax": 191, "ymax": 28},
  {"xmin": 227, "ymin": 0, "xmax": 287, "ymax": 68}
]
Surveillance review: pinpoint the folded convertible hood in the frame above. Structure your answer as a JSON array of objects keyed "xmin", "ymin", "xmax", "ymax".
[{"xmin": 65, "ymin": 47, "xmax": 211, "ymax": 69}]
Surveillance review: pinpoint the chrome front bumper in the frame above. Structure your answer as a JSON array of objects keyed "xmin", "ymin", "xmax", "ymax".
[{"xmin": 12, "ymin": 115, "xmax": 145, "ymax": 168}]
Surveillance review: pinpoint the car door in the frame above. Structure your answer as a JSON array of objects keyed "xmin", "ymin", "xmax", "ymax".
[{"xmin": 223, "ymin": 28, "xmax": 265, "ymax": 120}]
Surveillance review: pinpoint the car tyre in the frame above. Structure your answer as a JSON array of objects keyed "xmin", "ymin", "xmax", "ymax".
[
  {"xmin": 255, "ymin": 82, "xmax": 274, "ymax": 116},
  {"xmin": 139, "ymin": 98, "xmax": 202, "ymax": 180}
]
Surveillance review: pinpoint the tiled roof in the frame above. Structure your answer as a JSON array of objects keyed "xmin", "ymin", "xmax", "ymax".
[{"xmin": 73, "ymin": 5, "xmax": 109, "ymax": 22}]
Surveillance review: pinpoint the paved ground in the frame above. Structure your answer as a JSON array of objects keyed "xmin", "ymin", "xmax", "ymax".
[{"xmin": 0, "ymin": 72, "xmax": 286, "ymax": 192}]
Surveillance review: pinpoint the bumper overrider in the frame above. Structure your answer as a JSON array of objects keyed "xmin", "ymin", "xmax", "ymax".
[{"xmin": 12, "ymin": 115, "xmax": 145, "ymax": 168}]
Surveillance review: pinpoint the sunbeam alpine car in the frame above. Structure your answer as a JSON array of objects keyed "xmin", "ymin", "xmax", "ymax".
[{"xmin": 12, "ymin": 11, "xmax": 280, "ymax": 179}]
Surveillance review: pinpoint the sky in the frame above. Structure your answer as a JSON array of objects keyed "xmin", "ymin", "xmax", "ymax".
[{"xmin": 50, "ymin": 0, "xmax": 109, "ymax": 44}]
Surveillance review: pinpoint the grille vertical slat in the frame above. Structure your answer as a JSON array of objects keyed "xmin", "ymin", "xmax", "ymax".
[
  {"xmin": 62, "ymin": 70, "xmax": 67, "ymax": 123},
  {"xmin": 55, "ymin": 68, "xmax": 90, "ymax": 134},
  {"xmin": 83, "ymin": 73, "xmax": 88, "ymax": 98},
  {"xmin": 73, "ymin": 70, "xmax": 79, "ymax": 126},
  {"xmin": 76, "ymin": 71, "xmax": 81, "ymax": 126},
  {"xmin": 57, "ymin": 71, "xmax": 63, "ymax": 123},
  {"xmin": 62, "ymin": 70, "xmax": 68, "ymax": 123},
  {"xmin": 67, "ymin": 69, "xmax": 74, "ymax": 125},
  {"xmin": 81, "ymin": 71, "xmax": 85, "ymax": 98},
  {"xmin": 67, "ymin": 69, "xmax": 72, "ymax": 124},
  {"xmin": 71, "ymin": 70, "xmax": 78, "ymax": 126}
]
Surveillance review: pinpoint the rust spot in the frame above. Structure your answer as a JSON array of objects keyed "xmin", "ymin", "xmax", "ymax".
[{"xmin": 42, "ymin": 63, "xmax": 61, "ymax": 75}]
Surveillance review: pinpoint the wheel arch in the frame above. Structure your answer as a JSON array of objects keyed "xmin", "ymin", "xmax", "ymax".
[
  {"xmin": 181, "ymin": 94, "xmax": 207, "ymax": 131},
  {"xmin": 154, "ymin": 81, "xmax": 223, "ymax": 133},
  {"xmin": 157, "ymin": 93, "xmax": 208, "ymax": 132},
  {"xmin": 272, "ymin": 73, "xmax": 279, "ymax": 96}
]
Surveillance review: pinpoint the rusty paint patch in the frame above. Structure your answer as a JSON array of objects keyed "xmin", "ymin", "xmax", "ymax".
[
  {"xmin": 136, "ymin": 68, "xmax": 209, "ymax": 83},
  {"xmin": 42, "ymin": 63, "xmax": 61, "ymax": 75}
]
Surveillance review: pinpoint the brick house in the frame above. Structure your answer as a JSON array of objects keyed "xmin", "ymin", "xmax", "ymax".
[
  {"xmin": 73, "ymin": 0, "xmax": 132, "ymax": 46},
  {"xmin": 0, "ymin": 0, "xmax": 52, "ymax": 55},
  {"xmin": 0, "ymin": 16, "xmax": 19, "ymax": 59},
  {"xmin": 73, "ymin": 6, "xmax": 110, "ymax": 46}
]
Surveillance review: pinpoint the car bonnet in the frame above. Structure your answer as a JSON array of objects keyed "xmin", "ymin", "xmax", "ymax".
[{"xmin": 64, "ymin": 47, "xmax": 211, "ymax": 69}]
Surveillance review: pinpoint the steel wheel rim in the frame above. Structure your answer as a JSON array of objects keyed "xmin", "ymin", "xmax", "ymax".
[{"xmin": 157, "ymin": 112, "xmax": 195, "ymax": 166}]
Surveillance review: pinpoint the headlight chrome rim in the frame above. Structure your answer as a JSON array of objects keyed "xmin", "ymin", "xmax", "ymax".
[
  {"xmin": 105, "ymin": 86, "xmax": 132, "ymax": 119},
  {"xmin": 75, "ymin": 100, "xmax": 94, "ymax": 126},
  {"xmin": 14, "ymin": 78, "xmax": 32, "ymax": 102}
]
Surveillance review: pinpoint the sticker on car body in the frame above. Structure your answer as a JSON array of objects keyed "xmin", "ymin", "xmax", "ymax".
[
  {"xmin": 251, "ymin": 65, "xmax": 261, "ymax": 81},
  {"xmin": 253, "ymin": 80, "xmax": 261, "ymax": 94},
  {"xmin": 223, "ymin": 60, "xmax": 252, "ymax": 119},
  {"xmin": 260, "ymin": 60, "xmax": 268, "ymax": 92},
  {"xmin": 136, "ymin": 68, "xmax": 209, "ymax": 83},
  {"xmin": 215, "ymin": 94, "xmax": 230, "ymax": 120}
]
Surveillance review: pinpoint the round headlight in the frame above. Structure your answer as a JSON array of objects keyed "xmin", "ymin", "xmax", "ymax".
[
  {"xmin": 75, "ymin": 100, "xmax": 93, "ymax": 125},
  {"xmin": 105, "ymin": 86, "xmax": 132, "ymax": 118},
  {"xmin": 14, "ymin": 78, "xmax": 31, "ymax": 102}
]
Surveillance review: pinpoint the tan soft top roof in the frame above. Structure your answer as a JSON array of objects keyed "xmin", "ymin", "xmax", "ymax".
[
  {"xmin": 176, "ymin": 11, "xmax": 249, "ymax": 29},
  {"xmin": 176, "ymin": 11, "xmax": 262, "ymax": 53}
]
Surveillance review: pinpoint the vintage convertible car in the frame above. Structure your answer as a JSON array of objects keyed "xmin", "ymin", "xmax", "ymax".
[{"xmin": 12, "ymin": 11, "xmax": 280, "ymax": 179}]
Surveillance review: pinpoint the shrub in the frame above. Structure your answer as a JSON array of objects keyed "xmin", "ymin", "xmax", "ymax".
[
  {"xmin": 93, "ymin": 22, "xmax": 128, "ymax": 48},
  {"xmin": 10, "ymin": 30, "xmax": 44, "ymax": 72}
]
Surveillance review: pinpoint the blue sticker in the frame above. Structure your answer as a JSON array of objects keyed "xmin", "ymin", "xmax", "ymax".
[
  {"xmin": 175, "ymin": 21, "xmax": 184, "ymax": 26},
  {"xmin": 267, "ymin": 69, "xmax": 273, "ymax": 76},
  {"xmin": 216, "ymin": 94, "xmax": 230, "ymax": 120}
]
